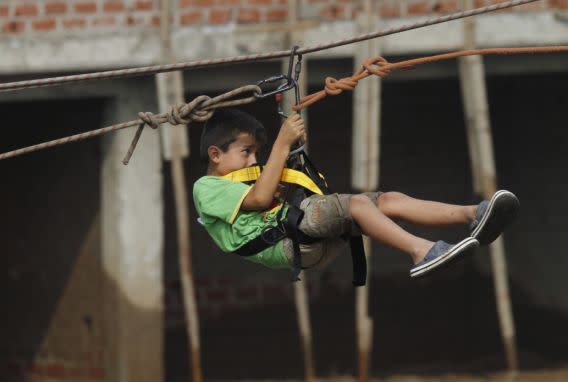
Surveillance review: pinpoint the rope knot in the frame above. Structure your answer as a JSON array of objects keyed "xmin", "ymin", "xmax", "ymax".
[
  {"xmin": 363, "ymin": 56, "xmax": 391, "ymax": 77},
  {"xmin": 138, "ymin": 112, "xmax": 161, "ymax": 129},
  {"xmin": 324, "ymin": 76, "xmax": 359, "ymax": 96}
]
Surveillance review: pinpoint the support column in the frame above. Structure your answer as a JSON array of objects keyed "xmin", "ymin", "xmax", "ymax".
[
  {"xmin": 459, "ymin": 0, "xmax": 518, "ymax": 372},
  {"xmin": 352, "ymin": 1, "xmax": 381, "ymax": 381},
  {"xmin": 157, "ymin": 0, "xmax": 203, "ymax": 380},
  {"xmin": 101, "ymin": 87, "xmax": 164, "ymax": 382}
]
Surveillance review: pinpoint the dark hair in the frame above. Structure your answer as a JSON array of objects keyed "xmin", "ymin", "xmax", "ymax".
[{"xmin": 200, "ymin": 108, "xmax": 267, "ymax": 161}]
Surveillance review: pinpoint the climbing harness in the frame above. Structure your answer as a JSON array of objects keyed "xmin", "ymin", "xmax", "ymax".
[{"xmin": 223, "ymin": 49, "xmax": 367, "ymax": 286}]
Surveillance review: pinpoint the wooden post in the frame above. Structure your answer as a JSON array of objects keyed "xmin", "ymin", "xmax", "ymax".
[
  {"xmin": 282, "ymin": 1, "xmax": 315, "ymax": 380},
  {"xmin": 352, "ymin": 1, "xmax": 380, "ymax": 381},
  {"xmin": 458, "ymin": 0, "xmax": 518, "ymax": 372},
  {"xmin": 157, "ymin": 0, "xmax": 203, "ymax": 381}
]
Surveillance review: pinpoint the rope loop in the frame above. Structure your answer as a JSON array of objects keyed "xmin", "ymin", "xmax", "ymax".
[{"xmin": 182, "ymin": 95, "xmax": 214, "ymax": 123}]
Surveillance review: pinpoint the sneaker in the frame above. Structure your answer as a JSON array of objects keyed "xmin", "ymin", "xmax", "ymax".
[
  {"xmin": 410, "ymin": 237, "xmax": 479, "ymax": 278},
  {"xmin": 471, "ymin": 190, "xmax": 520, "ymax": 245}
]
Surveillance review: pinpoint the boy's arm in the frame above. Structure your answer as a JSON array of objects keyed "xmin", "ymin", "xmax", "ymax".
[{"xmin": 242, "ymin": 113, "xmax": 305, "ymax": 211}]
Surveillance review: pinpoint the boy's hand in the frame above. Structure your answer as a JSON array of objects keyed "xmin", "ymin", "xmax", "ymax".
[{"xmin": 276, "ymin": 113, "xmax": 306, "ymax": 148}]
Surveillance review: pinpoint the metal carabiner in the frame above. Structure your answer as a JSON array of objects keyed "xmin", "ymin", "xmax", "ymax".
[{"xmin": 254, "ymin": 46, "xmax": 301, "ymax": 99}]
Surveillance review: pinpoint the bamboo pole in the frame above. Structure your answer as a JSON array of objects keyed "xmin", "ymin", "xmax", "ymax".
[
  {"xmin": 281, "ymin": 1, "xmax": 315, "ymax": 380},
  {"xmin": 458, "ymin": 0, "xmax": 518, "ymax": 372},
  {"xmin": 157, "ymin": 0, "xmax": 203, "ymax": 381},
  {"xmin": 352, "ymin": 1, "xmax": 381, "ymax": 381}
]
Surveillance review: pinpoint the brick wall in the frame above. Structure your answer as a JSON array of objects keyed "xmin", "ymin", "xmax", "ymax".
[{"xmin": 1, "ymin": 0, "xmax": 566, "ymax": 35}]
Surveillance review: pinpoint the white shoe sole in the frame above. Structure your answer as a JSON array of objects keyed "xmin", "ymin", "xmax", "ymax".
[
  {"xmin": 410, "ymin": 237, "xmax": 479, "ymax": 278},
  {"xmin": 472, "ymin": 190, "xmax": 519, "ymax": 245}
]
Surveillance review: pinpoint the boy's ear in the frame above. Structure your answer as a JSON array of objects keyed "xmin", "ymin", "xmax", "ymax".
[{"xmin": 207, "ymin": 145, "xmax": 222, "ymax": 164}]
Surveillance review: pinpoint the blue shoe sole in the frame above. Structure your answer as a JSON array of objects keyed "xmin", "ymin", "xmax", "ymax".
[
  {"xmin": 410, "ymin": 237, "xmax": 479, "ymax": 278},
  {"xmin": 472, "ymin": 190, "xmax": 520, "ymax": 245}
]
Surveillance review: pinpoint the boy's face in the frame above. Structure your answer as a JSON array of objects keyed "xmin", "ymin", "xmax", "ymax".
[{"xmin": 210, "ymin": 133, "xmax": 259, "ymax": 176}]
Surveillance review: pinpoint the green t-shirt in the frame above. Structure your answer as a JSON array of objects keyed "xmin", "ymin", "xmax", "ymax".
[{"xmin": 193, "ymin": 176, "xmax": 290, "ymax": 269}]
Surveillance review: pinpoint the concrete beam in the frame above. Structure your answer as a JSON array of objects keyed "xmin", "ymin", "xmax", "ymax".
[{"xmin": 0, "ymin": 12, "xmax": 567, "ymax": 74}]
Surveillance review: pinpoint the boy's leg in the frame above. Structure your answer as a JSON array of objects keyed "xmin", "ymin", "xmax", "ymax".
[
  {"xmin": 349, "ymin": 194, "xmax": 435, "ymax": 264},
  {"xmin": 350, "ymin": 194, "xmax": 479, "ymax": 276},
  {"xmin": 377, "ymin": 191, "xmax": 477, "ymax": 226}
]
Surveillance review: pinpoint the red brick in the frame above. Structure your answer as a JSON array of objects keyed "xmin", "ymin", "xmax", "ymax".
[
  {"xmin": 248, "ymin": 0, "xmax": 272, "ymax": 4},
  {"xmin": 180, "ymin": 11, "xmax": 203, "ymax": 24},
  {"xmin": 549, "ymin": 0, "xmax": 568, "ymax": 8},
  {"xmin": 179, "ymin": 0, "xmax": 214, "ymax": 7},
  {"xmin": 136, "ymin": 0, "xmax": 154, "ymax": 11},
  {"xmin": 219, "ymin": 0, "xmax": 241, "ymax": 4},
  {"xmin": 266, "ymin": 8, "xmax": 287, "ymax": 21},
  {"xmin": 32, "ymin": 19, "xmax": 57, "ymax": 31},
  {"xmin": 407, "ymin": 1, "xmax": 431, "ymax": 15},
  {"xmin": 15, "ymin": 4, "xmax": 38, "ymax": 17},
  {"xmin": 237, "ymin": 7, "xmax": 261, "ymax": 22},
  {"xmin": 29, "ymin": 364, "xmax": 45, "ymax": 375},
  {"xmin": 262, "ymin": 285, "xmax": 289, "ymax": 300},
  {"xmin": 321, "ymin": 5, "xmax": 344, "ymax": 19},
  {"xmin": 515, "ymin": 2, "xmax": 543, "ymax": 11},
  {"xmin": 0, "ymin": 6, "xmax": 8, "ymax": 17},
  {"xmin": 75, "ymin": 2, "xmax": 98, "ymax": 13},
  {"xmin": 489, "ymin": 0, "xmax": 512, "ymax": 12},
  {"xmin": 89, "ymin": 367, "xmax": 106, "ymax": 380},
  {"xmin": 235, "ymin": 287, "xmax": 258, "ymax": 300},
  {"xmin": 46, "ymin": 363, "xmax": 65, "ymax": 379},
  {"xmin": 433, "ymin": 0, "xmax": 457, "ymax": 13},
  {"xmin": 475, "ymin": 0, "xmax": 486, "ymax": 6},
  {"xmin": 2, "ymin": 21, "xmax": 25, "ymax": 33},
  {"xmin": 104, "ymin": 1, "xmax": 125, "ymax": 12},
  {"xmin": 63, "ymin": 17, "xmax": 86, "ymax": 28},
  {"xmin": 126, "ymin": 15, "xmax": 145, "ymax": 25},
  {"xmin": 207, "ymin": 289, "xmax": 229, "ymax": 302},
  {"xmin": 45, "ymin": 2, "xmax": 68, "ymax": 14},
  {"xmin": 67, "ymin": 367, "xmax": 87, "ymax": 378},
  {"xmin": 209, "ymin": 9, "xmax": 231, "ymax": 23},
  {"xmin": 151, "ymin": 15, "xmax": 160, "ymax": 26},
  {"xmin": 380, "ymin": 4, "xmax": 400, "ymax": 18},
  {"xmin": 92, "ymin": 16, "xmax": 116, "ymax": 26}
]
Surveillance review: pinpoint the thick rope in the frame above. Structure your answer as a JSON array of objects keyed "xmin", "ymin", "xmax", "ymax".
[
  {"xmin": 292, "ymin": 46, "xmax": 568, "ymax": 110},
  {"xmin": 0, "ymin": 85, "xmax": 261, "ymax": 163},
  {"xmin": 0, "ymin": 0, "xmax": 540, "ymax": 93}
]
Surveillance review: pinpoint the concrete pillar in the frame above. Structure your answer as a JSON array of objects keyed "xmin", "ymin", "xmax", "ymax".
[{"xmin": 101, "ymin": 85, "xmax": 164, "ymax": 382}]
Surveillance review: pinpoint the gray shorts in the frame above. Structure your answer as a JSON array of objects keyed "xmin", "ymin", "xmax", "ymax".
[{"xmin": 283, "ymin": 192, "xmax": 381, "ymax": 269}]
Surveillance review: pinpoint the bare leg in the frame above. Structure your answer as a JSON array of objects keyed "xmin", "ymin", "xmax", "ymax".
[
  {"xmin": 350, "ymin": 195, "xmax": 433, "ymax": 264},
  {"xmin": 378, "ymin": 191, "xmax": 477, "ymax": 226}
]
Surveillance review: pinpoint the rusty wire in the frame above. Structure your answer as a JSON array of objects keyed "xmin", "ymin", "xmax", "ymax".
[
  {"xmin": 0, "ymin": 0, "xmax": 540, "ymax": 93},
  {"xmin": 0, "ymin": 85, "xmax": 261, "ymax": 163},
  {"xmin": 293, "ymin": 46, "xmax": 568, "ymax": 110}
]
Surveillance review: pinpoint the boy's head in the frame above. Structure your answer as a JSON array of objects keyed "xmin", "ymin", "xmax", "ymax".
[{"xmin": 200, "ymin": 108, "xmax": 267, "ymax": 175}]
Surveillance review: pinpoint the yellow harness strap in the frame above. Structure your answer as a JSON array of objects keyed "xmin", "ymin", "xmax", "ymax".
[{"xmin": 221, "ymin": 166, "xmax": 324, "ymax": 195}]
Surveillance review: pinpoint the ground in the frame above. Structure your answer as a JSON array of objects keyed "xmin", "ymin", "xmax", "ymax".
[{"xmin": 227, "ymin": 367, "xmax": 568, "ymax": 382}]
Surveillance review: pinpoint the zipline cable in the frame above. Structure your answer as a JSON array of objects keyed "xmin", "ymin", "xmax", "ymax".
[{"xmin": 0, "ymin": 0, "xmax": 541, "ymax": 93}]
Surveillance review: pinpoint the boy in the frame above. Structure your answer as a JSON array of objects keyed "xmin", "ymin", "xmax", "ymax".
[{"xmin": 193, "ymin": 109, "xmax": 519, "ymax": 278}]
